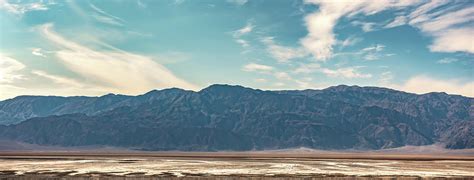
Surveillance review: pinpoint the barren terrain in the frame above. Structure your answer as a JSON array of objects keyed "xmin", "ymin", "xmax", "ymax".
[{"xmin": 0, "ymin": 151, "xmax": 473, "ymax": 179}]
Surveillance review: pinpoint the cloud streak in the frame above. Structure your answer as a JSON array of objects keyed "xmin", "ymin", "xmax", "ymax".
[
  {"xmin": 300, "ymin": 0, "xmax": 417, "ymax": 61},
  {"xmin": 0, "ymin": 54, "xmax": 25, "ymax": 84},
  {"xmin": 261, "ymin": 37, "xmax": 307, "ymax": 63},
  {"xmin": 384, "ymin": 1, "xmax": 474, "ymax": 54},
  {"xmin": 242, "ymin": 63, "xmax": 274, "ymax": 72},
  {"xmin": 0, "ymin": 0, "xmax": 48, "ymax": 15},
  {"xmin": 39, "ymin": 23, "xmax": 198, "ymax": 94},
  {"xmin": 31, "ymin": 48, "xmax": 47, "ymax": 58},
  {"xmin": 90, "ymin": 3, "xmax": 125, "ymax": 26}
]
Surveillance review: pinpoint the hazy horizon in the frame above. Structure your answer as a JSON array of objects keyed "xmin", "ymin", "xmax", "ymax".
[{"xmin": 2, "ymin": 83, "xmax": 474, "ymax": 101}]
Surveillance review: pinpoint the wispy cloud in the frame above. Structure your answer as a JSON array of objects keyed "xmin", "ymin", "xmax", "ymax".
[
  {"xmin": 31, "ymin": 48, "xmax": 47, "ymax": 58},
  {"xmin": 274, "ymin": 72, "xmax": 292, "ymax": 80},
  {"xmin": 242, "ymin": 62, "xmax": 298, "ymax": 85},
  {"xmin": 173, "ymin": 0, "xmax": 186, "ymax": 5},
  {"xmin": 384, "ymin": 1, "xmax": 474, "ymax": 54},
  {"xmin": 362, "ymin": 44, "xmax": 385, "ymax": 52},
  {"xmin": 351, "ymin": 21, "xmax": 376, "ymax": 32},
  {"xmin": 437, "ymin": 57, "xmax": 458, "ymax": 64},
  {"xmin": 39, "ymin": 23, "xmax": 198, "ymax": 94},
  {"xmin": 0, "ymin": 53, "xmax": 25, "ymax": 84},
  {"xmin": 137, "ymin": 0, "xmax": 147, "ymax": 8},
  {"xmin": 293, "ymin": 63, "xmax": 321, "ymax": 74},
  {"xmin": 90, "ymin": 3, "xmax": 125, "ymax": 26},
  {"xmin": 32, "ymin": 70, "xmax": 84, "ymax": 88},
  {"xmin": 235, "ymin": 39, "xmax": 250, "ymax": 48},
  {"xmin": 339, "ymin": 36, "xmax": 362, "ymax": 47},
  {"xmin": 254, "ymin": 78, "xmax": 267, "ymax": 83},
  {"xmin": 292, "ymin": 62, "xmax": 371, "ymax": 79},
  {"xmin": 391, "ymin": 75, "xmax": 474, "ymax": 97},
  {"xmin": 334, "ymin": 44, "xmax": 391, "ymax": 61},
  {"xmin": 361, "ymin": 44, "xmax": 389, "ymax": 61},
  {"xmin": 0, "ymin": 53, "xmax": 105, "ymax": 100},
  {"xmin": 414, "ymin": 5, "xmax": 474, "ymax": 53},
  {"xmin": 378, "ymin": 71, "xmax": 394, "ymax": 85},
  {"xmin": 384, "ymin": 15, "xmax": 407, "ymax": 28},
  {"xmin": 0, "ymin": 0, "xmax": 48, "ymax": 15},
  {"xmin": 227, "ymin": 0, "xmax": 248, "ymax": 6},
  {"xmin": 320, "ymin": 66, "xmax": 372, "ymax": 79},
  {"xmin": 242, "ymin": 63, "xmax": 274, "ymax": 72},
  {"xmin": 261, "ymin": 37, "xmax": 307, "ymax": 63},
  {"xmin": 233, "ymin": 23, "xmax": 254, "ymax": 38},
  {"xmin": 232, "ymin": 22, "xmax": 254, "ymax": 51},
  {"xmin": 300, "ymin": 0, "xmax": 417, "ymax": 61}
]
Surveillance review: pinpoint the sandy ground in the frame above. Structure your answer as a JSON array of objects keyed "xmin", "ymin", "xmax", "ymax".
[{"xmin": 0, "ymin": 152, "xmax": 473, "ymax": 179}]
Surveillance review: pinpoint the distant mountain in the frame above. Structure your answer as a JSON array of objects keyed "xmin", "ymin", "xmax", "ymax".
[
  {"xmin": 0, "ymin": 88, "xmax": 189, "ymax": 125},
  {"xmin": 0, "ymin": 84, "xmax": 472, "ymax": 151}
]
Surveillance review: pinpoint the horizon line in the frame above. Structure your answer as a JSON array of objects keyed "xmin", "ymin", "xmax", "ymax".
[{"xmin": 2, "ymin": 83, "xmax": 471, "ymax": 101}]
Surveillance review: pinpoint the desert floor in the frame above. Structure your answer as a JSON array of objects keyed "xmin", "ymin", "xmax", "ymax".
[{"xmin": 0, "ymin": 151, "xmax": 473, "ymax": 179}]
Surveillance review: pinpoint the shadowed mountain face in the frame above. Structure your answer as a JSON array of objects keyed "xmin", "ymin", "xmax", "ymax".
[{"xmin": 0, "ymin": 84, "xmax": 472, "ymax": 151}]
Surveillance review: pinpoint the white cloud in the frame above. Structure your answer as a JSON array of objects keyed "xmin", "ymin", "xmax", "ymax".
[
  {"xmin": 362, "ymin": 44, "xmax": 385, "ymax": 52},
  {"xmin": 242, "ymin": 63, "xmax": 274, "ymax": 72},
  {"xmin": 408, "ymin": 0, "xmax": 449, "ymax": 25},
  {"xmin": 363, "ymin": 54, "xmax": 378, "ymax": 61},
  {"xmin": 300, "ymin": 0, "xmax": 418, "ymax": 61},
  {"xmin": 361, "ymin": 44, "xmax": 388, "ymax": 61},
  {"xmin": 242, "ymin": 62, "xmax": 296, "ymax": 84},
  {"xmin": 428, "ymin": 28, "xmax": 474, "ymax": 54},
  {"xmin": 0, "ymin": 0, "xmax": 48, "ymax": 15},
  {"xmin": 293, "ymin": 63, "xmax": 321, "ymax": 74},
  {"xmin": 437, "ymin": 57, "xmax": 458, "ymax": 64},
  {"xmin": 273, "ymin": 82, "xmax": 285, "ymax": 87},
  {"xmin": 235, "ymin": 39, "xmax": 249, "ymax": 48},
  {"xmin": 295, "ymin": 79, "xmax": 311, "ymax": 89},
  {"xmin": 227, "ymin": 0, "xmax": 248, "ymax": 6},
  {"xmin": 0, "ymin": 54, "xmax": 106, "ymax": 100},
  {"xmin": 351, "ymin": 21, "xmax": 376, "ymax": 32},
  {"xmin": 293, "ymin": 62, "xmax": 371, "ymax": 79},
  {"xmin": 417, "ymin": 6, "xmax": 474, "ymax": 54},
  {"xmin": 254, "ymin": 78, "xmax": 267, "ymax": 83},
  {"xmin": 32, "ymin": 70, "xmax": 84, "ymax": 88},
  {"xmin": 340, "ymin": 36, "xmax": 361, "ymax": 47},
  {"xmin": 39, "ymin": 23, "xmax": 198, "ymax": 94},
  {"xmin": 391, "ymin": 75, "xmax": 474, "ymax": 97},
  {"xmin": 0, "ymin": 54, "xmax": 25, "ymax": 83},
  {"xmin": 385, "ymin": 1, "xmax": 474, "ymax": 54},
  {"xmin": 90, "ymin": 3, "xmax": 125, "ymax": 26},
  {"xmin": 320, "ymin": 66, "xmax": 372, "ymax": 79},
  {"xmin": 385, "ymin": 15, "xmax": 407, "ymax": 28},
  {"xmin": 232, "ymin": 22, "xmax": 254, "ymax": 50},
  {"xmin": 261, "ymin": 37, "xmax": 307, "ymax": 63},
  {"xmin": 274, "ymin": 72, "xmax": 292, "ymax": 80},
  {"xmin": 378, "ymin": 71, "xmax": 394, "ymax": 85},
  {"xmin": 233, "ymin": 23, "xmax": 254, "ymax": 38},
  {"xmin": 31, "ymin": 48, "xmax": 46, "ymax": 58},
  {"xmin": 92, "ymin": 14, "xmax": 124, "ymax": 26}
]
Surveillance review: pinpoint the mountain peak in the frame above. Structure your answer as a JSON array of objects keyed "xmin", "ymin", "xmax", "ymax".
[{"xmin": 200, "ymin": 84, "xmax": 252, "ymax": 92}]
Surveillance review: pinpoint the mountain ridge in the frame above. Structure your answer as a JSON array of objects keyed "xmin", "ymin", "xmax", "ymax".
[{"xmin": 0, "ymin": 84, "xmax": 472, "ymax": 151}]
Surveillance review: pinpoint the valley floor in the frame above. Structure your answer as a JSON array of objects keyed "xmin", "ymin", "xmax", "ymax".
[{"xmin": 0, "ymin": 152, "xmax": 473, "ymax": 179}]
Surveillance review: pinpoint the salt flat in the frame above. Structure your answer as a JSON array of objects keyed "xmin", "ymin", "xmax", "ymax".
[{"xmin": 0, "ymin": 152, "xmax": 473, "ymax": 179}]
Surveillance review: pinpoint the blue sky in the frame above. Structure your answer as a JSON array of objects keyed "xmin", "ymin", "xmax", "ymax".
[{"xmin": 0, "ymin": 0, "xmax": 473, "ymax": 99}]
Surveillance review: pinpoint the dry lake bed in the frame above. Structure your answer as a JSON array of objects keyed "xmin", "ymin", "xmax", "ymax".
[{"xmin": 0, "ymin": 151, "xmax": 473, "ymax": 179}]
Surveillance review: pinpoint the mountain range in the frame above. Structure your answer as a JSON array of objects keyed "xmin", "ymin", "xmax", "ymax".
[{"xmin": 0, "ymin": 84, "xmax": 472, "ymax": 151}]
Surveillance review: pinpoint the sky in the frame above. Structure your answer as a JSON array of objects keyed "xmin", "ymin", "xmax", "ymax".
[{"xmin": 0, "ymin": 0, "xmax": 473, "ymax": 100}]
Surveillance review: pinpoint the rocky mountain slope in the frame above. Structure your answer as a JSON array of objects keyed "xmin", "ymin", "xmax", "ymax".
[{"xmin": 0, "ymin": 84, "xmax": 472, "ymax": 150}]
